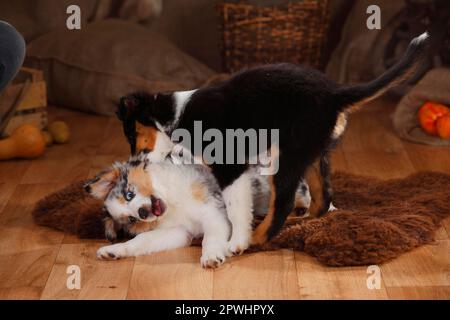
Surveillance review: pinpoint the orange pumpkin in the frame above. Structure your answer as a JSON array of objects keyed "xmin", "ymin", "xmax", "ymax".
[
  {"xmin": 0, "ymin": 124, "xmax": 46, "ymax": 160},
  {"xmin": 436, "ymin": 115, "xmax": 450, "ymax": 139},
  {"xmin": 417, "ymin": 102, "xmax": 450, "ymax": 136}
]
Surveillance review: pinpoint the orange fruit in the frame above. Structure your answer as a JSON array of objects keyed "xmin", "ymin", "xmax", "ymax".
[
  {"xmin": 417, "ymin": 102, "xmax": 450, "ymax": 136},
  {"xmin": 436, "ymin": 115, "xmax": 450, "ymax": 139}
]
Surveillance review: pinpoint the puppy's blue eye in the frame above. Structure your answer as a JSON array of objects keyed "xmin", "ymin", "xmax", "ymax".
[{"xmin": 125, "ymin": 191, "xmax": 135, "ymax": 201}]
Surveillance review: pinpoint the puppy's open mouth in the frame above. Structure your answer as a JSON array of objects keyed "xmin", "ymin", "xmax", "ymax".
[{"xmin": 150, "ymin": 195, "xmax": 166, "ymax": 217}]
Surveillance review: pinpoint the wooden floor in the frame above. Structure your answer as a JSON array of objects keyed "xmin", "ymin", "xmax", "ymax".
[{"xmin": 0, "ymin": 97, "xmax": 449, "ymax": 300}]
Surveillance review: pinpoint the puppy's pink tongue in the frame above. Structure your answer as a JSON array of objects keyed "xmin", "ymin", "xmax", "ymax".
[{"xmin": 153, "ymin": 199, "xmax": 162, "ymax": 216}]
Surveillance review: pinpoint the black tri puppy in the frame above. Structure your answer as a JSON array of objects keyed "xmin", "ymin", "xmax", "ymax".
[{"xmin": 117, "ymin": 33, "xmax": 429, "ymax": 254}]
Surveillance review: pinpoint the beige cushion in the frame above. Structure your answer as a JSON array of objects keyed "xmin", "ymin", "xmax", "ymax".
[
  {"xmin": 0, "ymin": 0, "xmax": 163, "ymax": 42},
  {"xmin": 325, "ymin": 0, "xmax": 404, "ymax": 83},
  {"xmin": 25, "ymin": 19, "xmax": 215, "ymax": 115}
]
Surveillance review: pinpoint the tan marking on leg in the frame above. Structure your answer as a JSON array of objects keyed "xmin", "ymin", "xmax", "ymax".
[
  {"xmin": 191, "ymin": 181, "xmax": 207, "ymax": 203},
  {"xmin": 251, "ymin": 176, "xmax": 276, "ymax": 245},
  {"xmin": 104, "ymin": 217, "xmax": 117, "ymax": 241},
  {"xmin": 128, "ymin": 166, "xmax": 153, "ymax": 196},
  {"xmin": 304, "ymin": 160, "xmax": 324, "ymax": 218},
  {"xmin": 127, "ymin": 220, "xmax": 157, "ymax": 236},
  {"xmin": 136, "ymin": 122, "xmax": 158, "ymax": 153}
]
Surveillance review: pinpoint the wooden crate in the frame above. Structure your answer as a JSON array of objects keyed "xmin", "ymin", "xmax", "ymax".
[{"xmin": 0, "ymin": 67, "xmax": 47, "ymax": 137}]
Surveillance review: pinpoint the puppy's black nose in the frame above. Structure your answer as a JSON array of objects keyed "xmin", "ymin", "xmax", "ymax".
[
  {"xmin": 138, "ymin": 207, "xmax": 149, "ymax": 219},
  {"xmin": 128, "ymin": 216, "xmax": 137, "ymax": 223}
]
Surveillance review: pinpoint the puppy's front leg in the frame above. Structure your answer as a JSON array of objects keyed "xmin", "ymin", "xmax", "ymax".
[
  {"xmin": 200, "ymin": 206, "xmax": 231, "ymax": 268},
  {"xmin": 97, "ymin": 227, "xmax": 192, "ymax": 260}
]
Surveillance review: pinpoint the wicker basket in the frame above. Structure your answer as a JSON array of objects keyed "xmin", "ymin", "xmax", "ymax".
[{"xmin": 218, "ymin": 0, "xmax": 330, "ymax": 73}]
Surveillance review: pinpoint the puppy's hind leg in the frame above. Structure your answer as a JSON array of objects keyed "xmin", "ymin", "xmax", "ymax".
[
  {"xmin": 320, "ymin": 154, "xmax": 337, "ymax": 213},
  {"xmin": 252, "ymin": 155, "xmax": 304, "ymax": 244},
  {"xmin": 222, "ymin": 172, "xmax": 254, "ymax": 255},
  {"xmin": 304, "ymin": 155, "xmax": 333, "ymax": 217}
]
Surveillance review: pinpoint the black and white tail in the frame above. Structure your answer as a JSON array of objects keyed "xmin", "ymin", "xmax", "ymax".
[{"xmin": 334, "ymin": 32, "xmax": 430, "ymax": 111}]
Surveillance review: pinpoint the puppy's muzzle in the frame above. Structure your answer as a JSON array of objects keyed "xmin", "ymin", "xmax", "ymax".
[
  {"xmin": 138, "ymin": 196, "xmax": 166, "ymax": 219},
  {"xmin": 150, "ymin": 196, "xmax": 166, "ymax": 217},
  {"xmin": 138, "ymin": 207, "xmax": 150, "ymax": 219}
]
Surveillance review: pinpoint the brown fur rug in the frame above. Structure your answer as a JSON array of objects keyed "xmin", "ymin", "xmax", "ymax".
[{"xmin": 32, "ymin": 171, "xmax": 450, "ymax": 267}]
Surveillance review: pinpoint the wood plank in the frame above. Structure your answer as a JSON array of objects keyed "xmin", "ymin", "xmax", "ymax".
[
  {"xmin": 0, "ymin": 183, "xmax": 16, "ymax": 213},
  {"xmin": 0, "ymin": 286, "xmax": 42, "ymax": 300},
  {"xmin": 0, "ymin": 247, "xmax": 59, "ymax": 294},
  {"xmin": 41, "ymin": 243, "xmax": 134, "ymax": 300},
  {"xmin": 295, "ymin": 252, "xmax": 388, "ymax": 299},
  {"xmin": 402, "ymin": 140, "xmax": 450, "ymax": 173},
  {"xmin": 0, "ymin": 224, "xmax": 63, "ymax": 257},
  {"xmin": 20, "ymin": 155, "xmax": 90, "ymax": 184},
  {"xmin": 340, "ymin": 106, "xmax": 416, "ymax": 178},
  {"xmin": 128, "ymin": 247, "xmax": 213, "ymax": 300},
  {"xmin": 386, "ymin": 286, "xmax": 450, "ymax": 299},
  {"xmin": 0, "ymin": 183, "xmax": 65, "ymax": 254},
  {"xmin": 213, "ymin": 250, "xmax": 300, "ymax": 299},
  {"xmin": 62, "ymin": 234, "xmax": 103, "ymax": 245},
  {"xmin": 0, "ymin": 160, "xmax": 30, "ymax": 184},
  {"xmin": 0, "ymin": 183, "xmax": 65, "ymax": 299},
  {"xmin": 381, "ymin": 241, "xmax": 450, "ymax": 288},
  {"xmin": 95, "ymin": 118, "xmax": 129, "ymax": 157},
  {"xmin": 330, "ymin": 146, "xmax": 349, "ymax": 173},
  {"xmin": 0, "ymin": 225, "xmax": 60, "ymax": 299}
]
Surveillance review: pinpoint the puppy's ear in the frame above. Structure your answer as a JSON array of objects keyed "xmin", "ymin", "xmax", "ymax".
[
  {"xmin": 117, "ymin": 95, "xmax": 139, "ymax": 120},
  {"xmin": 84, "ymin": 168, "xmax": 120, "ymax": 200}
]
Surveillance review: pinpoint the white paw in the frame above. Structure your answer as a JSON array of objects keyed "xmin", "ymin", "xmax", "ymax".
[
  {"xmin": 97, "ymin": 243, "xmax": 127, "ymax": 260},
  {"xmin": 227, "ymin": 235, "xmax": 250, "ymax": 256},
  {"xmin": 329, "ymin": 202, "xmax": 338, "ymax": 212},
  {"xmin": 201, "ymin": 245, "xmax": 227, "ymax": 269}
]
